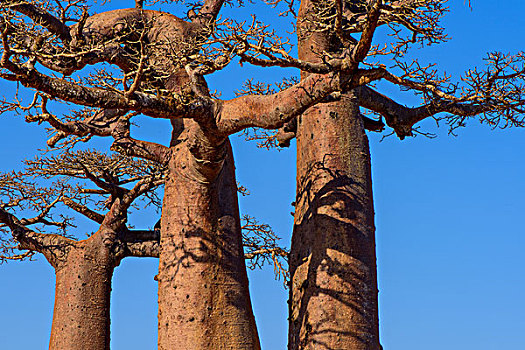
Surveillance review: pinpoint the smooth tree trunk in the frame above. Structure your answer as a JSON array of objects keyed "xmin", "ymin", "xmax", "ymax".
[
  {"xmin": 288, "ymin": 1, "xmax": 381, "ymax": 348},
  {"xmin": 157, "ymin": 121, "xmax": 260, "ymax": 350},
  {"xmin": 289, "ymin": 96, "xmax": 380, "ymax": 350},
  {"xmin": 2, "ymin": 165, "xmax": 160, "ymax": 350},
  {"xmin": 48, "ymin": 233, "xmax": 116, "ymax": 350}
]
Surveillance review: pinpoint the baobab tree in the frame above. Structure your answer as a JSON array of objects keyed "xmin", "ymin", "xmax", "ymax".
[
  {"xmin": 0, "ymin": 150, "xmax": 165, "ymax": 349},
  {"xmin": 281, "ymin": 1, "xmax": 525, "ymax": 350},
  {"xmin": 0, "ymin": 1, "xmax": 351, "ymax": 349},
  {"xmin": 0, "ymin": 1, "xmax": 523, "ymax": 350},
  {"xmin": 0, "ymin": 148, "xmax": 286, "ymax": 350}
]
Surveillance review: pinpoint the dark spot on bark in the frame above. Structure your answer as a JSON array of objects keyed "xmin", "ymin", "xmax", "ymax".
[{"xmin": 300, "ymin": 279, "xmax": 309, "ymax": 290}]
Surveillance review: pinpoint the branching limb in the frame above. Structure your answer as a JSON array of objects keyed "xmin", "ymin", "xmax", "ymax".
[
  {"xmin": 124, "ymin": 176, "xmax": 165, "ymax": 205},
  {"xmin": 217, "ymin": 68, "xmax": 391, "ymax": 136},
  {"xmin": 242, "ymin": 214, "xmax": 288, "ymax": 282},
  {"xmin": 348, "ymin": 0, "xmax": 382, "ymax": 66},
  {"xmin": 18, "ymin": 196, "xmax": 62, "ymax": 226},
  {"xmin": 0, "ymin": 7, "xmax": 213, "ymax": 119},
  {"xmin": 77, "ymin": 160, "xmax": 125, "ymax": 195},
  {"xmin": 24, "ymin": 98, "xmax": 123, "ymax": 148},
  {"xmin": 1, "ymin": 0, "xmax": 71, "ymax": 42},
  {"xmin": 0, "ymin": 61, "xmax": 206, "ymax": 118},
  {"xmin": 356, "ymin": 51, "xmax": 525, "ymax": 137},
  {"xmin": 217, "ymin": 72, "xmax": 345, "ymax": 134},
  {"xmin": 191, "ymin": 0, "xmax": 226, "ymax": 26},
  {"xmin": 61, "ymin": 196, "xmax": 105, "ymax": 224},
  {"xmin": 0, "ymin": 206, "xmax": 71, "ymax": 266},
  {"xmin": 111, "ymin": 116, "xmax": 172, "ymax": 165},
  {"xmin": 356, "ymin": 85, "xmax": 482, "ymax": 138}
]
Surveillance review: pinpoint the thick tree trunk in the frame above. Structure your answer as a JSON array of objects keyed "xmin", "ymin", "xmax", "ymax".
[
  {"xmin": 49, "ymin": 236, "xmax": 115, "ymax": 350},
  {"xmin": 157, "ymin": 130, "xmax": 260, "ymax": 350},
  {"xmin": 288, "ymin": 0, "xmax": 382, "ymax": 347},
  {"xmin": 289, "ymin": 94, "xmax": 381, "ymax": 350}
]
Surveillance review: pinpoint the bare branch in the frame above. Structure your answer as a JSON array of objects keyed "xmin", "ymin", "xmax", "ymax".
[
  {"xmin": 61, "ymin": 196, "xmax": 105, "ymax": 224},
  {"xmin": 348, "ymin": 0, "xmax": 382, "ymax": 65},
  {"xmin": 242, "ymin": 214, "xmax": 288, "ymax": 282},
  {"xmin": 355, "ymin": 51, "xmax": 525, "ymax": 137},
  {"xmin": 1, "ymin": 0, "xmax": 71, "ymax": 41},
  {"xmin": 217, "ymin": 72, "xmax": 345, "ymax": 134},
  {"xmin": 0, "ymin": 206, "xmax": 70, "ymax": 265},
  {"xmin": 356, "ymin": 85, "xmax": 484, "ymax": 138},
  {"xmin": 191, "ymin": 0, "xmax": 226, "ymax": 26},
  {"xmin": 111, "ymin": 116, "xmax": 172, "ymax": 164},
  {"xmin": 1, "ymin": 64, "xmax": 207, "ymax": 119}
]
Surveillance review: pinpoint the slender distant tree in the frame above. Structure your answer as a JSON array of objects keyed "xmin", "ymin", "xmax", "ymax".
[
  {"xmin": 0, "ymin": 150, "xmax": 164, "ymax": 349},
  {"xmin": 0, "ymin": 0, "xmax": 523, "ymax": 350}
]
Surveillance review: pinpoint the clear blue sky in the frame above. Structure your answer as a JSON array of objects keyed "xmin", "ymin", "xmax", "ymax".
[{"xmin": 1, "ymin": 1, "xmax": 524, "ymax": 349}]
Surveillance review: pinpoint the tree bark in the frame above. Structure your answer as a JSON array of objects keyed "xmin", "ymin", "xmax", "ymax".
[
  {"xmin": 288, "ymin": 0, "xmax": 381, "ymax": 348},
  {"xmin": 157, "ymin": 121, "xmax": 260, "ymax": 350},
  {"xmin": 289, "ymin": 96, "xmax": 380, "ymax": 350},
  {"xmin": 48, "ymin": 234, "xmax": 116, "ymax": 350}
]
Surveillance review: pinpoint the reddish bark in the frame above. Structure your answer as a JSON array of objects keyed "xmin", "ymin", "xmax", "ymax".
[
  {"xmin": 0, "ymin": 211, "xmax": 116, "ymax": 350},
  {"xmin": 48, "ymin": 233, "xmax": 116, "ymax": 350},
  {"xmin": 289, "ymin": 97, "xmax": 380, "ymax": 350},
  {"xmin": 42, "ymin": 218, "xmax": 160, "ymax": 350},
  {"xmin": 0, "ymin": 157, "xmax": 162, "ymax": 350},
  {"xmin": 288, "ymin": 1, "xmax": 381, "ymax": 349},
  {"xmin": 2, "ymin": 3, "xmax": 523, "ymax": 350},
  {"xmin": 157, "ymin": 120, "xmax": 260, "ymax": 350}
]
